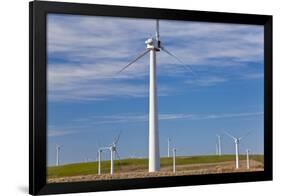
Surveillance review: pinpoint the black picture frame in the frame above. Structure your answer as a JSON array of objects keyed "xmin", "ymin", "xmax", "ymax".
[{"xmin": 29, "ymin": 1, "xmax": 273, "ymax": 195}]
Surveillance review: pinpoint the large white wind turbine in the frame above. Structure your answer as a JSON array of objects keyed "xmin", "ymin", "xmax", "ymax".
[
  {"xmin": 56, "ymin": 145, "xmax": 62, "ymax": 166},
  {"xmin": 224, "ymin": 131, "xmax": 250, "ymax": 169},
  {"xmin": 118, "ymin": 20, "xmax": 194, "ymax": 172}
]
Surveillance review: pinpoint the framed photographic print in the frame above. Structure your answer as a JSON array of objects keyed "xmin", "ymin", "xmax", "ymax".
[{"xmin": 29, "ymin": 1, "xmax": 272, "ymax": 195}]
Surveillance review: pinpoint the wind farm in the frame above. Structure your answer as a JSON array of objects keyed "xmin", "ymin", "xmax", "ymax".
[
  {"xmin": 47, "ymin": 154, "xmax": 263, "ymax": 183},
  {"xmin": 47, "ymin": 15, "xmax": 264, "ymax": 183},
  {"xmin": 48, "ymin": 129, "xmax": 263, "ymax": 183}
]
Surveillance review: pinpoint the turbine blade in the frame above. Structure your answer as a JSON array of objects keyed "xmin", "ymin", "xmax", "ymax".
[
  {"xmin": 239, "ymin": 131, "xmax": 252, "ymax": 141},
  {"xmin": 160, "ymin": 45, "xmax": 196, "ymax": 77},
  {"xmin": 115, "ymin": 150, "xmax": 122, "ymax": 171},
  {"xmin": 156, "ymin": 20, "xmax": 161, "ymax": 48},
  {"xmin": 96, "ymin": 139, "xmax": 101, "ymax": 149},
  {"xmin": 160, "ymin": 45, "xmax": 183, "ymax": 63},
  {"xmin": 156, "ymin": 20, "xmax": 160, "ymax": 41},
  {"xmin": 115, "ymin": 150, "xmax": 121, "ymax": 160},
  {"xmin": 117, "ymin": 50, "xmax": 149, "ymax": 73},
  {"xmin": 224, "ymin": 131, "xmax": 236, "ymax": 140},
  {"xmin": 114, "ymin": 130, "xmax": 122, "ymax": 145}
]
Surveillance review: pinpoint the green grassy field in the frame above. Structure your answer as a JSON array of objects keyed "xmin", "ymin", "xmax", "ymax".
[{"xmin": 47, "ymin": 154, "xmax": 264, "ymax": 179}]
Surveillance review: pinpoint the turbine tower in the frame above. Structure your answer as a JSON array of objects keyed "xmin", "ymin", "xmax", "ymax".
[
  {"xmin": 118, "ymin": 20, "xmax": 194, "ymax": 172},
  {"xmin": 215, "ymin": 143, "xmax": 218, "ymax": 155},
  {"xmin": 216, "ymin": 135, "xmax": 222, "ymax": 156},
  {"xmin": 172, "ymin": 147, "xmax": 176, "ymax": 173},
  {"xmin": 168, "ymin": 138, "xmax": 171, "ymax": 158},
  {"xmin": 246, "ymin": 149, "xmax": 250, "ymax": 169},
  {"xmin": 110, "ymin": 147, "xmax": 114, "ymax": 175},
  {"xmin": 98, "ymin": 149, "xmax": 102, "ymax": 175},
  {"xmin": 56, "ymin": 145, "xmax": 62, "ymax": 166}
]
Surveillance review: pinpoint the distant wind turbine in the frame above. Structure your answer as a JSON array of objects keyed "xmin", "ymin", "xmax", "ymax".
[
  {"xmin": 110, "ymin": 131, "xmax": 122, "ymax": 175},
  {"xmin": 224, "ymin": 131, "xmax": 251, "ymax": 169},
  {"xmin": 97, "ymin": 148, "xmax": 102, "ymax": 175},
  {"xmin": 56, "ymin": 145, "xmax": 62, "ymax": 166},
  {"xmin": 168, "ymin": 138, "xmax": 171, "ymax": 158},
  {"xmin": 97, "ymin": 131, "xmax": 122, "ymax": 175},
  {"xmin": 216, "ymin": 134, "xmax": 222, "ymax": 156},
  {"xmin": 246, "ymin": 149, "xmax": 250, "ymax": 169},
  {"xmin": 173, "ymin": 147, "xmax": 177, "ymax": 173},
  {"xmin": 215, "ymin": 143, "xmax": 218, "ymax": 155},
  {"xmin": 118, "ymin": 20, "xmax": 195, "ymax": 172}
]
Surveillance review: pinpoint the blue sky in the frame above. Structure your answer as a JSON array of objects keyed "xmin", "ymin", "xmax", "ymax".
[{"xmin": 47, "ymin": 14, "xmax": 264, "ymax": 166}]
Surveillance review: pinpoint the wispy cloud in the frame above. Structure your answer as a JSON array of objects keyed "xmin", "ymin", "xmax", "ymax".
[
  {"xmin": 196, "ymin": 112, "xmax": 263, "ymax": 120},
  {"xmin": 47, "ymin": 14, "xmax": 263, "ymax": 102},
  {"xmin": 183, "ymin": 72, "xmax": 263, "ymax": 87},
  {"xmin": 73, "ymin": 111, "xmax": 263, "ymax": 125},
  {"xmin": 47, "ymin": 111, "xmax": 263, "ymax": 138},
  {"xmin": 48, "ymin": 129, "xmax": 79, "ymax": 137},
  {"xmin": 185, "ymin": 76, "xmax": 228, "ymax": 86},
  {"xmin": 241, "ymin": 73, "xmax": 264, "ymax": 80}
]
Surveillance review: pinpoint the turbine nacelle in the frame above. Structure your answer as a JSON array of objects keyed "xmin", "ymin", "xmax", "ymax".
[
  {"xmin": 110, "ymin": 145, "xmax": 117, "ymax": 152},
  {"xmin": 145, "ymin": 38, "xmax": 160, "ymax": 51},
  {"xmin": 234, "ymin": 138, "xmax": 240, "ymax": 144}
]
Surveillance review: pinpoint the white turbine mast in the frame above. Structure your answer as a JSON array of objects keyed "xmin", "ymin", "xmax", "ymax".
[
  {"xmin": 224, "ymin": 131, "xmax": 251, "ymax": 169},
  {"xmin": 246, "ymin": 149, "xmax": 250, "ymax": 169},
  {"xmin": 168, "ymin": 138, "xmax": 171, "ymax": 158},
  {"xmin": 98, "ymin": 149, "xmax": 102, "ymax": 175},
  {"xmin": 216, "ymin": 134, "xmax": 222, "ymax": 156},
  {"xmin": 215, "ymin": 143, "xmax": 218, "ymax": 155},
  {"xmin": 56, "ymin": 145, "xmax": 62, "ymax": 166},
  {"xmin": 173, "ymin": 147, "xmax": 176, "ymax": 173},
  {"xmin": 118, "ymin": 20, "xmax": 195, "ymax": 172}
]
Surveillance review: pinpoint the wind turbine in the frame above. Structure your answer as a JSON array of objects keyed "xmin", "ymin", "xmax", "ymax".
[
  {"xmin": 246, "ymin": 149, "xmax": 250, "ymax": 169},
  {"xmin": 224, "ymin": 131, "xmax": 250, "ymax": 169},
  {"xmin": 168, "ymin": 138, "xmax": 171, "ymax": 158},
  {"xmin": 172, "ymin": 147, "xmax": 176, "ymax": 173},
  {"xmin": 215, "ymin": 143, "xmax": 218, "ymax": 155},
  {"xmin": 224, "ymin": 132, "xmax": 242, "ymax": 169},
  {"xmin": 109, "ymin": 131, "xmax": 122, "ymax": 175},
  {"xmin": 97, "ymin": 148, "xmax": 102, "ymax": 175},
  {"xmin": 56, "ymin": 145, "xmax": 62, "ymax": 166},
  {"xmin": 97, "ymin": 131, "xmax": 122, "ymax": 175},
  {"xmin": 118, "ymin": 20, "xmax": 194, "ymax": 172},
  {"xmin": 216, "ymin": 135, "xmax": 222, "ymax": 156}
]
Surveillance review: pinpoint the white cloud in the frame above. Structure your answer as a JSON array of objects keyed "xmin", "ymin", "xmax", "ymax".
[
  {"xmin": 47, "ymin": 111, "xmax": 263, "ymax": 137},
  {"xmin": 48, "ymin": 129, "xmax": 78, "ymax": 137},
  {"xmin": 185, "ymin": 76, "xmax": 228, "ymax": 86},
  {"xmin": 241, "ymin": 73, "xmax": 264, "ymax": 80},
  {"xmin": 47, "ymin": 14, "xmax": 264, "ymax": 102},
  {"xmin": 73, "ymin": 111, "xmax": 263, "ymax": 125}
]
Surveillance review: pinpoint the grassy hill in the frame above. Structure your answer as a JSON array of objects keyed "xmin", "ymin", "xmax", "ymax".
[{"xmin": 47, "ymin": 154, "xmax": 264, "ymax": 179}]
